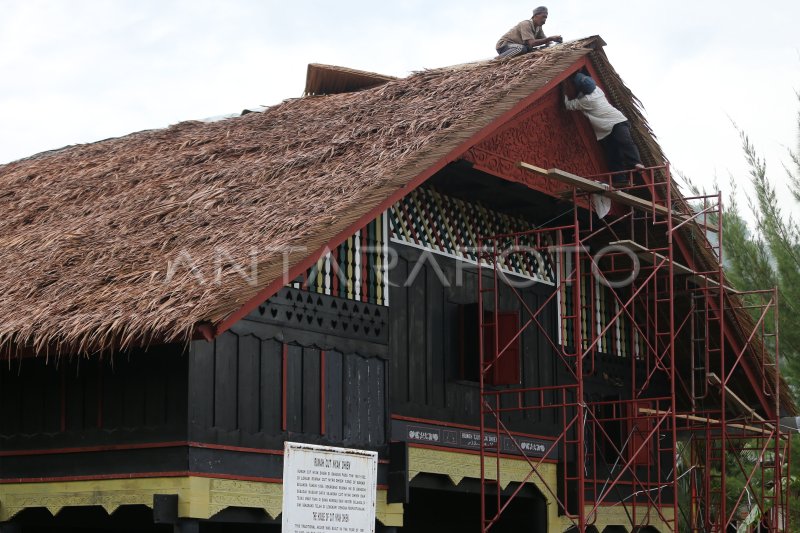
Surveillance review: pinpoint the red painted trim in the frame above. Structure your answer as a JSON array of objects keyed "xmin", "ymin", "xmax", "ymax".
[
  {"xmin": 191, "ymin": 472, "xmax": 282, "ymax": 484},
  {"xmin": 0, "ymin": 441, "xmax": 188, "ymax": 457},
  {"xmin": 97, "ymin": 362, "xmax": 104, "ymax": 429},
  {"xmin": 458, "ymin": 305, "xmax": 465, "ymax": 379},
  {"xmin": 59, "ymin": 364, "xmax": 66, "ymax": 432},
  {"xmin": 361, "ymin": 226, "xmax": 368, "ymax": 303},
  {"xmin": 1, "ymin": 440, "xmax": 385, "ymax": 459},
  {"xmin": 320, "ymin": 350, "xmax": 327, "ymax": 435},
  {"xmin": 406, "ymin": 442, "xmax": 558, "ymax": 464},
  {"xmin": 196, "ymin": 323, "xmax": 215, "ymax": 343},
  {"xmin": 0, "ymin": 471, "xmax": 190, "ymax": 484},
  {"xmin": 0, "ymin": 471, "xmax": 380, "ymax": 487},
  {"xmin": 212, "ymin": 56, "xmax": 591, "ymax": 337},
  {"xmin": 187, "ymin": 442, "xmax": 284, "ymax": 456},
  {"xmin": 332, "ymin": 246, "xmax": 340, "ymax": 296},
  {"xmin": 0, "ymin": 440, "xmax": 376, "ymax": 459},
  {"xmin": 0, "ymin": 472, "xmax": 283, "ymax": 485},
  {"xmin": 282, "ymin": 342, "xmax": 288, "ymax": 431},
  {"xmin": 391, "ymin": 414, "xmax": 556, "ymax": 442}
]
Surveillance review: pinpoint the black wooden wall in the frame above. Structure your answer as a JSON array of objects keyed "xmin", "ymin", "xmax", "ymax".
[
  {"xmin": 0, "ymin": 344, "xmax": 188, "ymax": 451},
  {"xmin": 0, "ymin": 345, "xmax": 190, "ymax": 480},
  {"xmin": 187, "ymin": 287, "xmax": 390, "ymax": 451},
  {"xmin": 388, "ymin": 243, "xmax": 560, "ymax": 433}
]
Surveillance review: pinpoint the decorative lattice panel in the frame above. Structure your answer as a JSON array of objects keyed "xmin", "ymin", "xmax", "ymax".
[
  {"xmin": 296, "ymin": 213, "xmax": 390, "ymax": 306},
  {"xmin": 388, "ymin": 187, "xmax": 556, "ymax": 285}
]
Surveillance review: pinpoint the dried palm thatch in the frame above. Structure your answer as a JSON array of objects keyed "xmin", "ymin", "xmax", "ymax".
[
  {"xmin": 304, "ymin": 63, "xmax": 398, "ymax": 96},
  {"xmin": 0, "ymin": 34, "xmax": 792, "ymax": 414},
  {"xmin": 0, "ymin": 38, "xmax": 600, "ymax": 356}
]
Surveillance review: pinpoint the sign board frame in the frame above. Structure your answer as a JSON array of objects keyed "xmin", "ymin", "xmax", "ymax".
[{"xmin": 282, "ymin": 442, "xmax": 378, "ymax": 533}]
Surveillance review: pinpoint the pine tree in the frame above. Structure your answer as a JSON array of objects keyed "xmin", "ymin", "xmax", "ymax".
[
  {"xmin": 722, "ymin": 102, "xmax": 800, "ymax": 393},
  {"xmin": 715, "ymin": 91, "xmax": 800, "ymax": 530},
  {"xmin": 677, "ymin": 90, "xmax": 800, "ymax": 530}
]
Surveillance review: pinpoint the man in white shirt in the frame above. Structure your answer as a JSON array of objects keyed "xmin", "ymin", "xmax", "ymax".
[
  {"xmin": 564, "ymin": 72, "xmax": 644, "ymax": 179},
  {"xmin": 496, "ymin": 6, "xmax": 563, "ymax": 59}
]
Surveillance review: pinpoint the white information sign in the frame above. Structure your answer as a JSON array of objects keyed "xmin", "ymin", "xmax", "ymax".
[{"xmin": 282, "ymin": 442, "xmax": 378, "ymax": 533}]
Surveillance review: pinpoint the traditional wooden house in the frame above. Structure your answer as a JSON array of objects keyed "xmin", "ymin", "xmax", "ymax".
[{"xmin": 0, "ymin": 37, "xmax": 793, "ymax": 532}]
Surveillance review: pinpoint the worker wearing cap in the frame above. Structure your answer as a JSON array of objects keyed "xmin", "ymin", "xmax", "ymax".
[
  {"xmin": 564, "ymin": 71, "xmax": 645, "ymax": 177},
  {"xmin": 496, "ymin": 6, "xmax": 563, "ymax": 59}
]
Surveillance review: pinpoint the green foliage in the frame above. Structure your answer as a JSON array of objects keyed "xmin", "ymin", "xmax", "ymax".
[
  {"xmin": 784, "ymin": 440, "xmax": 800, "ymax": 532},
  {"xmin": 723, "ymin": 95, "xmax": 800, "ymax": 529},
  {"xmin": 721, "ymin": 108, "xmax": 800, "ymax": 394},
  {"xmin": 679, "ymin": 87, "xmax": 800, "ymax": 531}
]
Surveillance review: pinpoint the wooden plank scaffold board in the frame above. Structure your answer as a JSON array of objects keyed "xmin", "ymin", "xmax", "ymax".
[
  {"xmin": 518, "ymin": 162, "xmax": 675, "ymax": 217},
  {"xmin": 608, "ymin": 239, "xmax": 729, "ymax": 291},
  {"xmin": 638, "ymin": 407, "xmax": 772, "ymax": 436},
  {"xmin": 519, "ymin": 162, "xmax": 721, "ymax": 232}
]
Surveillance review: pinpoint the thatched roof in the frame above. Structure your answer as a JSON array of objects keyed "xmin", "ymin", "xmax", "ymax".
[
  {"xmin": 304, "ymin": 63, "xmax": 397, "ymax": 96},
  {"xmin": 0, "ymin": 34, "xmax": 792, "ymax": 416},
  {"xmin": 0, "ymin": 37, "xmax": 602, "ymax": 355}
]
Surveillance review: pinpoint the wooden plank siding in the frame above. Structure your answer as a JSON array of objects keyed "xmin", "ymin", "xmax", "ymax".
[
  {"xmin": 187, "ymin": 324, "xmax": 388, "ymax": 451},
  {"xmin": 388, "ymin": 242, "xmax": 561, "ymax": 434},
  {"xmin": 387, "ymin": 241, "xmax": 657, "ymax": 435},
  {"xmin": 0, "ymin": 345, "xmax": 188, "ymax": 451}
]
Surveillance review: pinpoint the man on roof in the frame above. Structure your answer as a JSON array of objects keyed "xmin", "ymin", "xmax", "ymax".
[
  {"xmin": 496, "ymin": 6, "xmax": 563, "ymax": 59},
  {"xmin": 564, "ymin": 71, "xmax": 645, "ymax": 180}
]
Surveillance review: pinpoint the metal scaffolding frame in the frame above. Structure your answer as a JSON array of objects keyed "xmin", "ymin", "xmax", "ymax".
[{"xmin": 476, "ymin": 164, "xmax": 789, "ymax": 532}]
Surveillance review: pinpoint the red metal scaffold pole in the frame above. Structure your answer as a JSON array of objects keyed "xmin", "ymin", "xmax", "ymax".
[{"xmin": 477, "ymin": 163, "xmax": 787, "ymax": 532}]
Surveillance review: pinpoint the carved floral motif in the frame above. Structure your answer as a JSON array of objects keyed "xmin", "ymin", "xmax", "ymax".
[{"xmin": 463, "ymin": 90, "xmax": 607, "ymax": 203}]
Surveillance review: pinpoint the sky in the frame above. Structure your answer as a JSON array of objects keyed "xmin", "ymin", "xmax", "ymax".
[{"xmin": 1, "ymin": 0, "xmax": 798, "ymax": 211}]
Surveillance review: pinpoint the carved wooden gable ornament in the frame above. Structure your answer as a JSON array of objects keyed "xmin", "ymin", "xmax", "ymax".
[{"xmin": 463, "ymin": 87, "xmax": 608, "ymax": 199}]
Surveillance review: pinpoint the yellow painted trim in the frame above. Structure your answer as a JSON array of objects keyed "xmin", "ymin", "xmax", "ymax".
[
  {"xmin": 0, "ymin": 459, "xmax": 672, "ymax": 531},
  {"xmin": 205, "ymin": 478, "xmax": 282, "ymax": 520},
  {"xmin": 407, "ymin": 447, "xmax": 672, "ymax": 532},
  {"xmin": 0, "ymin": 477, "xmax": 401, "ymax": 527},
  {"xmin": 408, "ymin": 447, "xmax": 566, "ymax": 528},
  {"xmin": 585, "ymin": 504, "xmax": 673, "ymax": 532},
  {"xmin": 0, "ymin": 477, "xmax": 191, "ymax": 522},
  {"xmin": 375, "ymin": 490, "xmax": 404, "ymax": 527}
]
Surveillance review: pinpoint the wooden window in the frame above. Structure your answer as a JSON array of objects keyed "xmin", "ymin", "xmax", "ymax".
[
  {"xmin": 628, "ymin": 401, "xmax": 654, "ymax": 466},
  {"xmin": 458, "ymin": 303, "xmax": 521, "ymax": 385}
]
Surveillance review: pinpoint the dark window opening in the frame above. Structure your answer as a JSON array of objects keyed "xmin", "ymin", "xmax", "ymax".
[
  {"xmin": 598, "ymin": 396, "xmax": 624, "ymax": 464},
  {"xmin": 458, "ymin": 303, "xmax": 521, "ymax": 386}
]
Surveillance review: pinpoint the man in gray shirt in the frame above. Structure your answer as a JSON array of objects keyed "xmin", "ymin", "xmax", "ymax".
[{"xmin": 496, "ymin": 6, "xmax": 563, "ymax": 59}]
